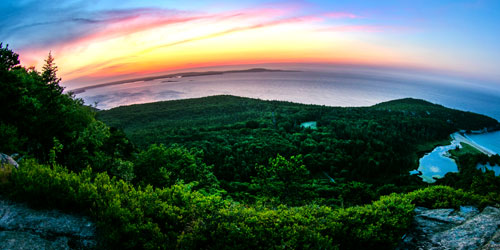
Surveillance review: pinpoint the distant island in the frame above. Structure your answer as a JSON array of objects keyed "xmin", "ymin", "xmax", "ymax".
[{"xmin": 71, "ymin": 68, "xmax": 298, "ymax": 94}]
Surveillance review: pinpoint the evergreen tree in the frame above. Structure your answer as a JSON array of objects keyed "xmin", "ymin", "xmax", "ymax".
[
  {"xmin": 42, "ymin": 51, "xmax": 63, "ymax": 92},
  {"xmin": 0, "ymin": 43, "xmax": 20, "ymax": 71}
]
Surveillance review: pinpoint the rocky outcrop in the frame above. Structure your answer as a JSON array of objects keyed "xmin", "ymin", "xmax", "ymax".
[
  {"xmin": 0, "ymin": 154, "xmax": 18, "ymax": 169},
  {"xmin": 398, "ymin": 206, "xmax": 500, "ymax": 250},
  {"xmin": 0, "ymin": 199, "xmax": 96, "ymax": 249}
]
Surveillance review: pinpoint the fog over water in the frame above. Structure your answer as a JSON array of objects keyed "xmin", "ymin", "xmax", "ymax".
[{"xmin": 74, "ymin": 68, "xmax": 500, "ymax": 121}]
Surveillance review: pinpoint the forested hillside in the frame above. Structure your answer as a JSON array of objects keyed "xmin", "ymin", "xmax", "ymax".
[
  {"xmin": 98, "ymin": 95, "xmax": 498, "ymax": 205},
  {"xmin": 2, "ymin": 44, "xmax": 500, "ymax": 249}
]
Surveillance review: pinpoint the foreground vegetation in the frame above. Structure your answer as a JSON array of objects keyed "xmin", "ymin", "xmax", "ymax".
[
  {"xmin": 1, "ymin": 43, "xmax": 500, "ymax": 249},
  {"xmin": 2, "ymin": 161, "xmax": 495, "ymax": 249}
]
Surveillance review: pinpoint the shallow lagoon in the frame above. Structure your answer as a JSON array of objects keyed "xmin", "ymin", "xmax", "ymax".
[
  {"xmin": 413, "ymin": 130, "xmax": 500, "ymax": 182},
  {"xmin": 413, "ymin": 139, "xmax": 460, "ymax": 183}
]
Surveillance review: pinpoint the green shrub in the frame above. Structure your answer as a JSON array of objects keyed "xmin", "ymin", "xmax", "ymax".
[
  {"xmin": 134, "ymin": 144, "xmax": 219, "ymax": 191},
  {"xmin": 405, "ymin": 185, "xmax": 486, "ymax": 209},
  {"xmin": 2, "ymin": 160, "xmax": 420, "ymax": 249}
]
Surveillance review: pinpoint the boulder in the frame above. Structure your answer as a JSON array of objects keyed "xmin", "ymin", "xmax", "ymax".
[
  {"xmin": 0, "ymin": 199, "xmax": 96, "ymax": 249},
  {"xmin": 398, "ymin": 206, "xmax": 500, "ymax": 250},
  {"xmin": 0, "ymin": 153, "xmax": 18, "ymax": 169}
]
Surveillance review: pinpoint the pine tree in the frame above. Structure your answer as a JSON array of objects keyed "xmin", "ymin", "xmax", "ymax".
[{"xmin": 42, "ymin": 51, "xmax": 63, "ymax": 92}]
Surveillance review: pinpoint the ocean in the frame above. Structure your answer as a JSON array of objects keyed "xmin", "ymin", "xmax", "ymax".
[{"xmin": 74, "ymin": 68, "xmax": 500, "ymax": 121}]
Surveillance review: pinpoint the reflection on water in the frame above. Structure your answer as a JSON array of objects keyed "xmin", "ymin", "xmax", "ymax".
[
  {"xmin": 412, "ymin": 131, "xmax": 500, "ymax": 182},
  {"xmin": 413, "ymin": 139, "xmax": 460, "ymax": 183}
]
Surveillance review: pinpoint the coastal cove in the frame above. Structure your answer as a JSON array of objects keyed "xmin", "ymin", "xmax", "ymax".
[
  {"xmin": 412, "ymin": 131, "xmax": 500, "ymax": 183},
  {"xmin": 466, "ymin": 130, "xmax": 500, "ymax": 156}
]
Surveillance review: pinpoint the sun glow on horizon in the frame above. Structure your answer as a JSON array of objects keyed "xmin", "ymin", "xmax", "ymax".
[
  {"xmin": 20, "ymin": 7, "xmax": 401, "ymax": 83},
  {"xmin": 4, "ymin": 1, "xmax": 500, "ymax": 87}
]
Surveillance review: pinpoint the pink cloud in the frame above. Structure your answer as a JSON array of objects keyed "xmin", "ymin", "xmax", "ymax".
[
  {"xmin": 19, "ymin": 4, "xmax": 407, "ymax": 82},
  {"xmin": 64, "ymin": 7, "xmax": 320, "ymax": 57},
  {"xmin": 20, "ymin": 5, "xmax": 329, "ymax": 59},
  {"xmin": 51, "ymin": 6, "xmax": 313, "ymax": 78},
  {"xmin": 135, "ymin": 14, "xmax": 323, "ymax": 54},
  {"xmin": 53, "ymin": 7, "xmax": 300, "ymax": 53}
]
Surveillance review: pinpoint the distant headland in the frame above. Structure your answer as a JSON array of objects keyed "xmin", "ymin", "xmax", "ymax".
[{"xmin": 71, "ymin": 68, "xmax": 298, "ymax": 94}]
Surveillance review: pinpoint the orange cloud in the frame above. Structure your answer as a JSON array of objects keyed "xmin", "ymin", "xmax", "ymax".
[{"xmin": 16, "ymin": 5, "xmax": 414, "ymax": 87}]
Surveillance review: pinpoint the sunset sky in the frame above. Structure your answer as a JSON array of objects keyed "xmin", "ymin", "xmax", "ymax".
[{"xmin": 1, "ymin": 0, "xmax": 499, "ymax": 88}]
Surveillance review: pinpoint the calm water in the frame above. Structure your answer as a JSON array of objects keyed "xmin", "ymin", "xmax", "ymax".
[
  {"xmin": 414, "ymin": 139, "xmax": 460, "ymax": 183},
  {"xmin": 413, "ymin": 130, "xmax": 500, "ymax": 182},
  {"xmin": 466, "ymin": 131, "xmax": 500, "ymax": 155},
  {"xmin": 74, "ymin": 69, "xmax": 500, "ymax": 122},
  {"xmin": 477, "ymin": 163, "xmax": 500, "ymax": 176}
]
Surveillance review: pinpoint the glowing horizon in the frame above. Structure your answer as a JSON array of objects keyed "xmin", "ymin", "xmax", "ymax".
[{"xmin": 1, "ymin": 0, "xmax": 500, "ymax": 87}]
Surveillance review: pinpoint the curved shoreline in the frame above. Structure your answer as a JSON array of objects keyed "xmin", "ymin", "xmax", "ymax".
[
  {"xmin": 411, "ymin": 131, "xmax": 497, "ymax": 182},
  {"xmin": 451, "ymin": 132, "xmax": 494, "ymax": 156}
]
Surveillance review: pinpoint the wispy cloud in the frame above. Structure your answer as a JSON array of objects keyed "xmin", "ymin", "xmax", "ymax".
[
  {"xmin": 5, "ymin": 2, "xmax": 368, "ymax": 53},
  {"xmin": 58, "ymin": 7, "xmax": 311, "ymax": 77},
  {"xmin": 4, "ymin": 1, "xmax": 414, "ymax": 84},
  {"xmin": 139, "ymin": 15, "xmax": 323, "ymax": 53}
]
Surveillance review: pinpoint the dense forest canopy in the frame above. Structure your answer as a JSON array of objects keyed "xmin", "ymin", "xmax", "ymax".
[
  {"xmin": 1, "ymin": 43, "xmax": 500, "ymax": 249},
  {"xmin": 98, "ymin": 94, "xmax": 499, "ymax": 205}
]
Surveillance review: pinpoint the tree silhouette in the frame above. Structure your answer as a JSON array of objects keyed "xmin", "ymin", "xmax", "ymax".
[
  {"xmin": 42, "ymin": 51, "xmax": 63, "ymax": 92},
  {"xmin": 0, "ymin": 43, "xmax": 20, "ymax": 71}
]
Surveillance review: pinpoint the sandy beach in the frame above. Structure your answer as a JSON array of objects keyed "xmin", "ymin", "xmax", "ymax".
[{"xmin": 451, "ymin": 132, "xmax": 494, "ymax": 156}]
